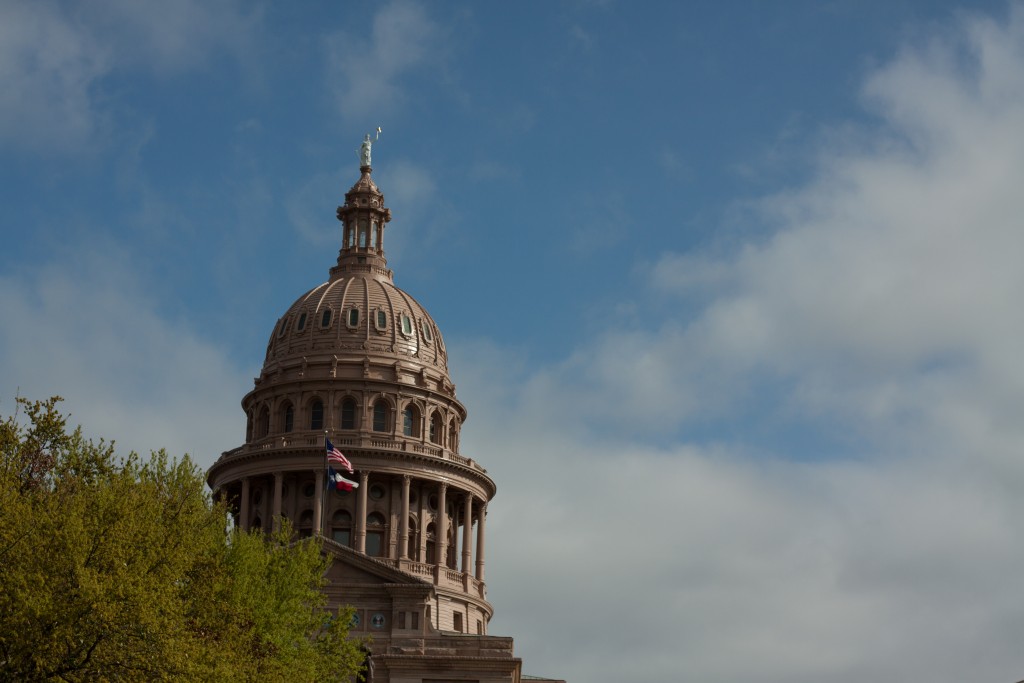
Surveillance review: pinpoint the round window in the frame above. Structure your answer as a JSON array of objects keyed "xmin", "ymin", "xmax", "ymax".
[
  {"xmin": 428, "ymin": 494, "xmax": 438, "ymax": 510},
  {"xmin": 302, "ymin": 482, "xmax": 315, "ymax": 498},
  {"xmin": 369, "ymin": 484, "xmax": 386, "ymax": 500}
]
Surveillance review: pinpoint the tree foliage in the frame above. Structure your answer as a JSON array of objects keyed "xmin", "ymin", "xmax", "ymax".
[{"xmin": 0, "ymin": 397, "xmax": 363, "ymax": 682}]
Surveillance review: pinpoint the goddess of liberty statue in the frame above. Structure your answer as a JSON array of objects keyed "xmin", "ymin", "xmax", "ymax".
[{"xmin": 359, "ymin": 127, "xmax": 382, "ymax": 167}]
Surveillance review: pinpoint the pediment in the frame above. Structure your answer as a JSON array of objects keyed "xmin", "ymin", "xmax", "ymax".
[{"xmin": 321, "ymin": 538, "xmax": 432, "ymax": 586}]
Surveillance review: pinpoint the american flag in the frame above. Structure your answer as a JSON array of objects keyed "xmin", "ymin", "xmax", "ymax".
[{"xmin": 326, "ymin": 438, "xmax": 353, "ymax": 472}]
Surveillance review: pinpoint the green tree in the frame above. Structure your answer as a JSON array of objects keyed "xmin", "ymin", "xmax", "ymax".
[{"xmin": 0, "ymin": 397, "xmax": 364, "ymax": 682}]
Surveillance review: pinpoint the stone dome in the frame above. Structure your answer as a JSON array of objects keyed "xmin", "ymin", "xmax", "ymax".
[
  {"xmin": 264, "ymin": 273, "xmax": 450, "ymax": 376},
  {"xmin": 209, "ymin": 155, "xmax": 498, "ymax": 652}
]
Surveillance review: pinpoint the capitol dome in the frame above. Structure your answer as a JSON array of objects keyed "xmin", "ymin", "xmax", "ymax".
[
  {"xmin": 208, "ymin": 153, "xmax": 499, "ymax": 659},
  {"xmin": 265, "ymin": 271, "xmax": 451, "ymax": 377}
]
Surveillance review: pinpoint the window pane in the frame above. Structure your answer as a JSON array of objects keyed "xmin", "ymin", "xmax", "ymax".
[
  {"xmin": 321, "ymin": 309, "xmax": 332, "ymax": 327},
  {"xmin": 366, "ymin": 531, "xmax": 383, "ymax": 557},
  {"xmin": 348, "ymin": 308, "xmax": 359, "ymax": 327},
  {"xmin": 373, "ymin": 403, "xmax": 387, "ymax": 432},
  {"xmin": 341, "ymin": 400, "xmax": 356, "ymax": 429},
  {"xmin": 403, "ymin": 407, "xmax": 413, "ymax": 436},
  {"xmin": 332, "ymin": 529, "xmax": 351, "ymax": 546},
  {"xmin": 311, "ymin": 400, "xmax": 324, "ymax": 430},
  {"xmin": 377, "ymin": 310, "xmax": 387, "ymax": 328}
]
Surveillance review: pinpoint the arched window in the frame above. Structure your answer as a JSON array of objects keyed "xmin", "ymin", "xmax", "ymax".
[
  {"xmin": 408, "ymin": 517, "xmax": 418, "ymax": 560},
  {"xmin": 332, "ymin": 510, "xmax": 352, "ymax": 546},
  {"xmin": 426, "ymin": 522, "xmax": 437, "ymax": 564},
  {"xmin": 341, "ymin": 398, "xmax": 357, "ymax": 430},
  {"xmin": 430, "ymin": 412, "xmax": 442, "ymax": 444},
  {"xmin": 402, "ymin": 404, "xmax": 420, "ymax": 437},
  {"xmin": 373, "ymin": 401, "xmax": 389, "ymax": 432},
  {"xmin": 310, "ymin": 400, "xmax": 324, "ymax": 431},
  {"xmin": 283, "ymin": 403, "xmax": 294, "ymax": 433},
  {"xmin": 258, "ymin": 406, "xmax": 270, "ymax": 438},
  {"xmin": 366, "ymin": 512, "xmax": 386, "ymax": 557}
]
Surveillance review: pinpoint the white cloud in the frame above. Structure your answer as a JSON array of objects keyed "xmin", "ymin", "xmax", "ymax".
[
  {"xmin": 325, "ymin": 0, "xmax": 443, "ymax": 119},
  {"xmin": 0, "ymin": 0, "xmax": 260, "ymax": 152},
  {"xmin": 0, "ymin": 2, "xmax": 110, "ymax": 152},
  {"xmin": 452, "ymin": 7, "xmax": 1024, "ymax": 682},
  {"xmin": 0, "ymin": 245, "xmax": 248, "ymax": 467}
]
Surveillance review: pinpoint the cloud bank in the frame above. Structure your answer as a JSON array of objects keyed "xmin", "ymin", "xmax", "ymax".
[
  {"xmin": 0, "ymin": 0, "xmax": 259, "ymax": 152},
  {"xmin": 458, "ymin": 7, "xmax": 1024, "ymax": 682}
]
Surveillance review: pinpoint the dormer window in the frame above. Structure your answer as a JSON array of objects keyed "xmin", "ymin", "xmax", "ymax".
[
  {"xmin": 421, "ymin": 320, "xmax": 433, "ymax": 342},
  {"xmin": 321, "ymin": 309, "xmax": 333, "ymax": 328},
  {"xmin": 277, "ymin": 317, "xmax": 289, "ymax": 338},
  {"xmin": 400, "ymin": 314, "xmax": 413, "ymax": 337},
  {"xmin": 374, "ymin": 309, "xmax": 388, "ymax": 332},
  {"xmin": 347, "ymin": 308, "xmax": 360, "ymax": 329},
  {"xmin": 296, "ymin": 312, "xmax": 307, "ymax": 331}
]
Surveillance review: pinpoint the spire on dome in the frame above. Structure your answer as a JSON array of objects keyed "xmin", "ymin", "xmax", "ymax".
[{"xmin": 331, "ymin": 130, "xmax": 392, "ymax": 282}]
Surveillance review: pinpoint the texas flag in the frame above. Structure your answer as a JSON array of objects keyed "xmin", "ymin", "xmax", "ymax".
[{"xmin": 328, "ymin": 466, "xmax": 359, "ymax": 492}]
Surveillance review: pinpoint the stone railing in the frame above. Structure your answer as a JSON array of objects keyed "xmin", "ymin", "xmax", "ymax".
[{"xmin": 369, "ymin": 559, "xmax": 486, "ymax": 597}]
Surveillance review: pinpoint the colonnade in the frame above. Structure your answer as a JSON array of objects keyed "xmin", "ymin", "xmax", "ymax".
[{"xmin": 235, "ymin": 469, "xmax": 486, "ymax": 582}]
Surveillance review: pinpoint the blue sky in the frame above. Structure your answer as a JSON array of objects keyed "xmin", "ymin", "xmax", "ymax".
[{"xmin": 4, "ymin": 1, "xmax": 1024, "ymax": 681}]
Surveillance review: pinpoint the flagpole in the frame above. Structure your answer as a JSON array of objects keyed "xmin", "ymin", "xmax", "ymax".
[{"xmin": 320, "ymin": 430, "xmax": 328, "ymax": 538}]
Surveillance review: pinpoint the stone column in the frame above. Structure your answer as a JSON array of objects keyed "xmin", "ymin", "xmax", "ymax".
[
  {"xmin": 399, "ymin": 475, "xmax": 411, "ymax": 560},
  {"xmin": 356, "ymin": 471, "xmax": 369, "ymax": 553},
  {"xmin": 240, "ymin": 477, "xmax": 250, "ymax": 532},
  {"xmin": 461, "ymin": 493, "xmax": 473, "ymax": 574},
  {"xmin": 313, "ymin": 468, "xmax": 325, "ymax": 536},
  {"xmin": 272, "ymin": 471, "xmax": 283, "ymax": 533},
  {"xmin": 437, "ymin": 482, "xmax": 448, "ymax": 568},
  {"xmin": 417, "ymin": 482, "xmax": 427, "ymax": 562},
  {"xmin": 475, "ymin": 502, "xmax": 486, "ymax": 581}
]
